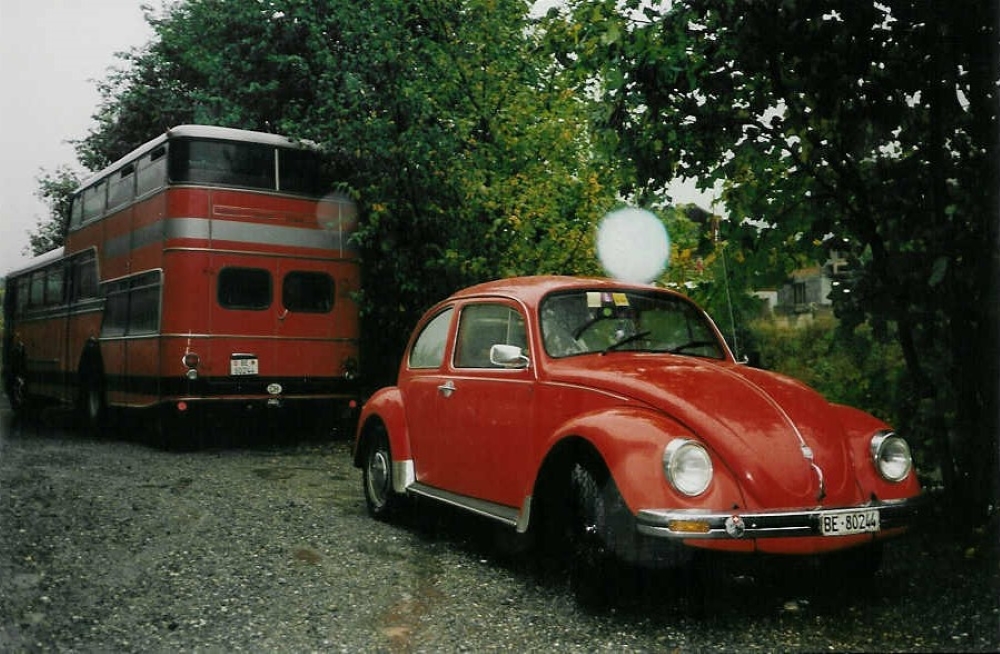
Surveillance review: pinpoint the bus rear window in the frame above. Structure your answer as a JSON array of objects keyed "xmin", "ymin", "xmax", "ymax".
[
  {"xmin": 218, "ymin": 267, "xmax": 271, "ymax": 310},
  {"xmin": 279, "ymin": 148, "xmax": 327, "ymax": 196},
  {"xmin": 283, "ymin": 272, "xmax": 334, "ymax": 313},
  {"xmin": 170, "ymin": 139, "xmax": 276, "ymax": 191}
]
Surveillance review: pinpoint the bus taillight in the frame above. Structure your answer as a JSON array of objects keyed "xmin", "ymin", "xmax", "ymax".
[
  {"xmin": 183, "ymin": 352, "xmax": 200, "ymax": 380},
  {"xmin": 342, "ymin": 357, "xmax": 358, "ymax": 380}
]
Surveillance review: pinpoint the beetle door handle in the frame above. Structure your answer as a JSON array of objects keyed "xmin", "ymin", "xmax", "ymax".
[{"xmin": 437, "ymin": 380, "xmax": 456, "ymax": 398}]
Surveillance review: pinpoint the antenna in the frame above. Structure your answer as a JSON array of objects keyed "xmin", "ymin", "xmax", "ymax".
[{"xmin": 718, "ymin": 235, "xmax": 741, "ymax": 360}]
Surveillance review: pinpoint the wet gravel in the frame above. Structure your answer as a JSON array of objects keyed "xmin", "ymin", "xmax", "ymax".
[{"xmin": 1, "ymin": 403, "xmax": 998, "ymax": 653}]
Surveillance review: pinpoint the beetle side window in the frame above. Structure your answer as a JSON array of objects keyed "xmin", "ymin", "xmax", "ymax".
[
  {"xmin": 455, "ymin": 304, "xmax": 527, "ymax": 368},
  {"xmin": 408, "ymin": 308, "xmax": 454, "ymax": 369}
]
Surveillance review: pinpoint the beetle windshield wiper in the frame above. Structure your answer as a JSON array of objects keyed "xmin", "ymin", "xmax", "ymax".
[{"xmin": 602, "ymin": 330, "xmax": 651, "ymax": 354}]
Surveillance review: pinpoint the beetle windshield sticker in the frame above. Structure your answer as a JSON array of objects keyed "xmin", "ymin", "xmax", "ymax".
[
  {"xmin": 587, "ymin": 291, "xmax": 601, "ymax": 308},
  {"xmin": 612, "ymin": 292, "xmax": 629, "ymax": 307}
]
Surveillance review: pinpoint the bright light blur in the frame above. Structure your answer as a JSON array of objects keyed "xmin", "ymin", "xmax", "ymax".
[{"xmin": 596, "ymin": 207, "xmax": 670, "ymax": 283}]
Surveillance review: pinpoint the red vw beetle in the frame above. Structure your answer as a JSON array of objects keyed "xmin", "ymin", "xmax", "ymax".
[{"xmin": 353, "ymin": 276, "xmax": 923, "ymax": 591}]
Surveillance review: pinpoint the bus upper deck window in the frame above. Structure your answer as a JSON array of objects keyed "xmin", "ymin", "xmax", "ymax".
[
  {"xmin": 218, "ymin": 267, "xmax": 272, "ymax": 310},
  {"xmin": 278, "ymin": 148, "xmax": 326, "ymax": 196},
  {"xmin": 171, "ymin": 139, "xmax": 276, "ymax": 191}
]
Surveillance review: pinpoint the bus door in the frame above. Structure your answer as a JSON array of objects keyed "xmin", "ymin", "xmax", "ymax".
[
  {"xmin": 208, "ymin": 256, "xmax": 280, "ymax": 392},
  {"xmin": 101, "ymin": 270, "xmax": 163, "ymax": 408},
  {"xmin": 273, "ymin": 260, "xmax": 339, "ymax": 381}
]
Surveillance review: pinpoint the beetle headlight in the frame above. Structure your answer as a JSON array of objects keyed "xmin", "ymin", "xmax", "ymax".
[
  {"xmin": 870, "ymin": 431, "xmax": 912, "ymax": 482},
  {"xmin": 664, "ymin": 439, "xmax": 713, "ymax": 496}
]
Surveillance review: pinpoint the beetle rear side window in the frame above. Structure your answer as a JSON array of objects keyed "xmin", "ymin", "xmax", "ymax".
[{"xmin": 409, "ymin": 308, "xmax": 454, "ymax": 369}]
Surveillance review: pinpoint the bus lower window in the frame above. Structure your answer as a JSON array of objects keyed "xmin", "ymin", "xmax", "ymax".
[
  {"xmin": 218, "ymin": 267, "xmax": 271, "ymax": 310},
  {"xmin": 283, "ymin": 272, "xmax": 334, "ymax": 313}
]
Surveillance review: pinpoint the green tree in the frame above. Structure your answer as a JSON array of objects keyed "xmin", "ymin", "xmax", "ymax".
[
  {"xmin": 70, "ymin": 0, "xmax": 618, "ymax": 386},
  {"xmin": 549, "ymin": 0, "xmax": 999, "ymax": 517},
  {"xmin": 26, "ymin": 166, "xmax": 81, "ymax": 256}
]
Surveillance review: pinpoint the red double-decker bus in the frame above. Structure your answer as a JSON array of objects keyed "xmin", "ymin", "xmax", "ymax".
[{"xmin": 2, "ymin": 125, "xmax": 360, "ymax": 439}]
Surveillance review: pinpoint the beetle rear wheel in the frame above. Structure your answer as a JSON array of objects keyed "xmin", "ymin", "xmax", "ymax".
[{"xmin": 362, "ymin": 427, "xmax": 400, "ymax": 519}]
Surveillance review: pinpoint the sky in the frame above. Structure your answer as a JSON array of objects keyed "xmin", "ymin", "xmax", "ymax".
[
  {"xmin": 0, "ymin": 0, "xmax": 718, "ymax": 277},
  {"xmin": 0, "ymin": 0, "xmax": 153, "ymax": 274}
]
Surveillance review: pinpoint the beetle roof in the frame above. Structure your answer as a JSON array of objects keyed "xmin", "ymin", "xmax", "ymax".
[{"xmin": 447, "ymin": 275, "xmax": 682, "ymax": 307}]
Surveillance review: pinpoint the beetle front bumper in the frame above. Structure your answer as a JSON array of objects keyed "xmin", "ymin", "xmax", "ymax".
[{"xmin": 636, "ymin": 495, "xmax": 926, "ymax": 540}]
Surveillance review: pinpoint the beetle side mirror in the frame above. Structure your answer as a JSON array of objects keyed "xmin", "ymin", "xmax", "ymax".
[{"xmin": 490, "ymin": 344, "xmax": 530, "ymax": 369}]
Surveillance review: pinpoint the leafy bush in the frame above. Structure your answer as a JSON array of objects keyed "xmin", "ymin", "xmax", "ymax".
[{"xmin": 750, "ymin": 315, "xmax": 906, "ymax": 428}]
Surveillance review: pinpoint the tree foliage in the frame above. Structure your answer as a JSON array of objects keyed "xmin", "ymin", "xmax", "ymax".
[
  {"xmin": 72, "ymin": 0, "xmax": 619, "ymax": 384},
  {"xmin": 546, "ymin": 0, "xmax": 999, "ymax": 515},
  {"xmin": 27, "ymin": 166, "xmax": 81, "ymax": 256}
]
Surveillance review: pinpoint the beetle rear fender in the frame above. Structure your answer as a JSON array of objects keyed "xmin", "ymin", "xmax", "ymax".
[
  {"xmin": 540, "ymin": 406, "xmax": 746, "ymax": 517},
  {"xmin": 353, "ymin": 387, "xmax": 411, "ymax": 468}
]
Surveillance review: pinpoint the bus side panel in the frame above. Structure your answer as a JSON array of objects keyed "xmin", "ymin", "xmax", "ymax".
[
  {"xmin": 128, "ymin": 193, "xmax": 168, "ymax": 274},
  {"xmin": 100, "ymin": 204, "xmax": 134, "ymax": 281},
  {"xmin": 22, "ymin": 312, "xmax": 68, "ymax": 401}
]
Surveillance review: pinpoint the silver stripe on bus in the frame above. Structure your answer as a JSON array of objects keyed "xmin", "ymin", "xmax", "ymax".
[{"xmin": 103, "ymin": 217, "xmax": 358, "ymax": 260}]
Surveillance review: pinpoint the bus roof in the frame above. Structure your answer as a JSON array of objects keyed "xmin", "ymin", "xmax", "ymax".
[
  {"xmin": 75, "ymin": 125, "xmax": 321, "ymax": 193},
  {"xmin": 4, "ymin": 247, "xmax": 66, "ymax": 278}
]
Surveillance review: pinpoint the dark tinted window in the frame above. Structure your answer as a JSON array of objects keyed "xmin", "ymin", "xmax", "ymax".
[
  {"xmin": 283, "ymin": 272, "xmax": 334, "ymax": 313},
  {"xmin": 218, "ymin": 267, "xmax": 271, "ymax": 310},
  {"xmin": 70, "ymin": 251, "xmax": 99, "ymax": 302},
  {"xmin": 170, "ymin": 139, "xmax": 276, "ymax": 191},
  {"xmin": 279, "ymin": 148, "xmax": 327, "ymax": 195},
  {"xmin": 100, "ymin": 271, "xmax": 162, "ymax": 337}
]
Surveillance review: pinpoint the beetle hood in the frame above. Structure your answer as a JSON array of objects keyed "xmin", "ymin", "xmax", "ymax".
[{"xmin": 548, "ymin": 355, "xmax": 868, "ymax": 509}]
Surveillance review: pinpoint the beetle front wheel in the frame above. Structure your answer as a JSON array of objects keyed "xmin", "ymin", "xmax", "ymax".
[
  {"xmin": 567, "ymin": 461, "xmax": 630, "ymax": 608},
  {"xmin": 362, "ymin": 427, "xmax": 400, "ymax": 520}
]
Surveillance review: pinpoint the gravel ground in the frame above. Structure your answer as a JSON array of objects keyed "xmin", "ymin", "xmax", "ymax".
[{"xmin": 1, "ymin": 401, "xmax": 998, "ymax": 653}]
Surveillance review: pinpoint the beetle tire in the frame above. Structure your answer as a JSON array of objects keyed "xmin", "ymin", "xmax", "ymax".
[
  {"xmin": 362, "ymin": 427, "xmax": 401, "ymax": 520},
  {"xmin": 567, "ymin": 460, "xmax": 629, "ymax": 608}
]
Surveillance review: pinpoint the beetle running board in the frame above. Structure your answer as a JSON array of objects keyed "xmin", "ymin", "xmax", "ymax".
[{"xmin": 407, "ymin": 482, "xmax": 525, "ymax": 530}]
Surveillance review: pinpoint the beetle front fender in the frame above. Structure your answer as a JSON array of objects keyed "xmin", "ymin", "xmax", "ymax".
[
  {"xmin": 353, "ymin": 386, "xmax": 412, "ymax": 467},
  {"xmin": 547, "ymin": 406, "xmax": 746, "ymax": 514}
]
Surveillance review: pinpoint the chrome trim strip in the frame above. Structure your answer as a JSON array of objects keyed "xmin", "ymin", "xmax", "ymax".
[
  {"xmin": 407, "ymin": 482, "xmax": 521, "ymax": 528},
  {"xmin": 636, "ymin": 495, "xmax": 925, "ymax": 540}
]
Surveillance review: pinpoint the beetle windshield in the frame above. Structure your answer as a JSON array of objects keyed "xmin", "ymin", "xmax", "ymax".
[{"xmin": 540, "ymin": 289, "xmax": 725, "ymax": 359}]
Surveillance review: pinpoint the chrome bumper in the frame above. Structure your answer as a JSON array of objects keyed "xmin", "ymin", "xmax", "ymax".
[{"xmin": 636, "ymin": 495, "xmax": 925, "ymax": 540}]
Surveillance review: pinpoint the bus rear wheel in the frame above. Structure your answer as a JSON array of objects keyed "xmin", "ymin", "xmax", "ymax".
[
  {"xmin": 8, "ymin": 374, "xmax": 29, "ymax": 415},
  {"xmin": 78, "ymin": 376, "xmax": 106, "ymax": 434}
]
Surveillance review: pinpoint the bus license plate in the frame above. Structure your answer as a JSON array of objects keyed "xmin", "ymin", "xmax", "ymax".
[
  {"xmin": 819, "ymin": 508, "xmax": 879, "ymax": 536},
  {"xmin": 230, "ymin": 357, "xmax": 259, "ymax": 376}
]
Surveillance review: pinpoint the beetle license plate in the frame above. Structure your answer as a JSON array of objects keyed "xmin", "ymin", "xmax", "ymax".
[
  {"xmin": 230, "ymin": 357, "xmax": 259, "ymax": 376},
  {"xmin": 819, "ymin": 508, "xmax": 880, "ymax": 536}
]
